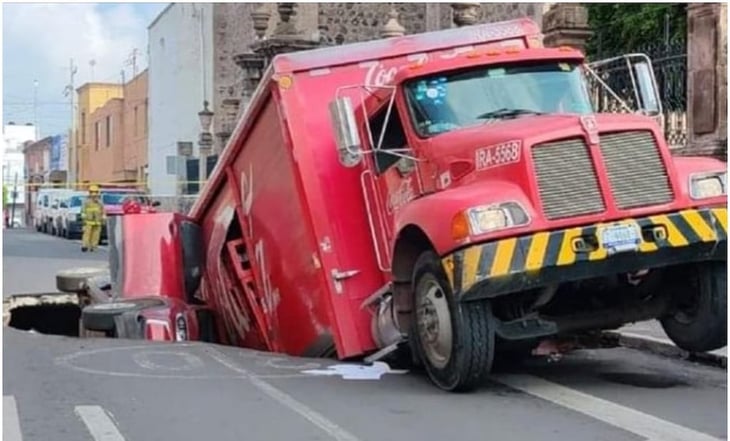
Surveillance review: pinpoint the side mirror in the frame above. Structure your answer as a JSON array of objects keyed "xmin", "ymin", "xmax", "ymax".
[
  {"xmin": 328, "ymin": 97, "xmax": 363, "ymax": 168},
  {"xmin": 632, "ymin": 60, "xmax": 661, "ymax": 116},
  {"xmin": 152, "ymin": 201, "xmax": 161, "ymax": 207}
]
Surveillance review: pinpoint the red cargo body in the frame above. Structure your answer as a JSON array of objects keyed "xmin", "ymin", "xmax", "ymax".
[{"xmin": 189, "ymin": 19, "xmax": 544, "ymax": 358}]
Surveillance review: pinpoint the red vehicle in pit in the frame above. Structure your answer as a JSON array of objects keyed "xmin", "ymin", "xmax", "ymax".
[
  {"xmin": 74, "ymin": 19, "xmax": 727, "ymax": 392},
  {"xmin": 98, "ymin": 187, "xmax": 157, "ymax": 242}
]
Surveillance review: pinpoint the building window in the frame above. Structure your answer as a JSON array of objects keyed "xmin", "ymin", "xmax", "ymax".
[
  {"xmin": 95, "ymin": 122, "xmax": 100, "ymax": 150},
  {"xmin": 81, "ymin": 112, "xmax": 86, "ymax": 144},
  {"xmin": 106, "ymin": 116, "xmax": 111, "ymax": 147}
]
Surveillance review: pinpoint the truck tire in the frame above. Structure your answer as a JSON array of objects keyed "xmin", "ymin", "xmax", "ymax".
[
  {"xmin": 81, "ymin": 298, "xmax": 164, "ymax": 333},
  {"xmin": 660, "ymin": 261, "xmax": 726, "ymax": 353},
  {"xmin": 410, "ymin": 251, "xmax": 494, "ymax": 392},
  {"xmin": 56, "ymin": 267, "xmax": 110, "ymax": 293}
]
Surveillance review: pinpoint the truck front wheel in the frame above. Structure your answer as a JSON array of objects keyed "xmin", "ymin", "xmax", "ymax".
[
  {"xmin": 411, "ymin": 251, "xmax": 494, "ymax": 392},
  {"xmin": 660, "ymin": 261, "xmax": 727, "ymax": 353}
]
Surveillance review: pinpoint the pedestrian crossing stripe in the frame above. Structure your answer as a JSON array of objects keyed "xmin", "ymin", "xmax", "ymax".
[{"xmin": 442, "ymin": 207, "xmax": 727, "ymax": 295}]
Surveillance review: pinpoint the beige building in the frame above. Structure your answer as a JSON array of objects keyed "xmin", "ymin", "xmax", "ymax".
[{"xmin": 78, "ymin": 71, "xmax": 148, "ymax": 186}]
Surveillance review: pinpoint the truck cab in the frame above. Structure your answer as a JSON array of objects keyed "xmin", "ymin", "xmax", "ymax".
[{"xmin": 329, "ymin": 42, "xmax": 726, "ymax": 390}]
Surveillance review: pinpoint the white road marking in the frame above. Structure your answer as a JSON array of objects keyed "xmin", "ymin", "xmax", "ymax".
[
  {"xmin": 4, "ymin": 396, "xmax": 23, "ymax": 441},
  {"xmin": 206, "ymin": 348, "xmax": 362, "ymax": 441},
  {"xmin": 493, "ymin": 374, "xmax": 723, "ymax": 441},
  {"xmin": 75, "ymin": 405, "xmax": 126, "ymax": 441}
]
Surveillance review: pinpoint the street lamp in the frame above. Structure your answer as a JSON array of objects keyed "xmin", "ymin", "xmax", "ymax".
[{"xmin": 197, "ymin": 100, "xmax": 214, "ymax": 189}]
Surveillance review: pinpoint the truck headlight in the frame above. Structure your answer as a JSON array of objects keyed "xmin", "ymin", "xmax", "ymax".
[
  {"xmin": 453, "ymin": 202, "xmax": 530, "ymax": 240},
  {"xmin": 690, "ymin": 172, "xmax": 726, "ymax": 199}
]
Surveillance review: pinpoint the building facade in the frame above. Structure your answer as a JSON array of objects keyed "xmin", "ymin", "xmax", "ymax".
[
  {"xmin": 22, "ymin": 135, "xmax": 52, "ymax": 226},
  {"xmin": 76, "ymin": 71, "xmax": 149, "ymax": 186},
  {"xmin": 3, "ymin": 123, "xmax": 37, "ymax": 225},
  {"xmin": 147, "ymin": 3, "xmax": 214, "ymax": 196},
  {"xmin": 74, "ymin": 82, "xmax": 124, "ymax": 186}
]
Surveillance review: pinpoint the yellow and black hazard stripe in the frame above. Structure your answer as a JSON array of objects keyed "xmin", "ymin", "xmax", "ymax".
[{"xmin": 442, "ymin": 207, "xmax": 727, "ymax": 297}]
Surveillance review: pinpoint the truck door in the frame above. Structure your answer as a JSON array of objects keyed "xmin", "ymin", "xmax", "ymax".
[{"xmin": 361, "ymin": 102, "xmax": 420, "ymax": 271}]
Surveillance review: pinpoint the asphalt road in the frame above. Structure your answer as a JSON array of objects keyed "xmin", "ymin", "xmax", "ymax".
[
  {"xmin": 3, "ymin": 228, "xmax": 107, "ymax": 296},
  {"xmin": 3, "ymin": 228, "xmax": 728, "ymax": 441}
]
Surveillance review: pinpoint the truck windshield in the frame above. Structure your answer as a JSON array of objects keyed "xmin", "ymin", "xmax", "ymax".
[{"xmin": 404, "ymin": 61, "xmax": 594, "ymax": 137}]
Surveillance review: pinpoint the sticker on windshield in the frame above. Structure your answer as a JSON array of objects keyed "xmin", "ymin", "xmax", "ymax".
[
  {"xmin": 415, "ymin": 78, "xmax": 447, "ymax": 105},
  {"xmin": 475, "ymin": 140, "xmax": 522, "ymax": 171}
]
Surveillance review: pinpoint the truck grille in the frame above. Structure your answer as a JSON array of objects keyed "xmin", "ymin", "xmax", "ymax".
[
  {"xmin": 533, "ymin": 138, "xmax": 606, "ymax": 220},
  {"xmin": 599, "ymin": 131, "xmax": 673, "ymax": 209}
]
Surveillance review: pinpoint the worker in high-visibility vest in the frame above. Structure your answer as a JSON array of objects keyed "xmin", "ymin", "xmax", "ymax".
[{"xmin": 81, "ymin": 185, "xmax": 105, "ymax": 252}]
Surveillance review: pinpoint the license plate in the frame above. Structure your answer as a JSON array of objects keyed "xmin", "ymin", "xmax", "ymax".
[{"xmin": 600, "ymin": 223, "xmax": 641, "ymax": 255}]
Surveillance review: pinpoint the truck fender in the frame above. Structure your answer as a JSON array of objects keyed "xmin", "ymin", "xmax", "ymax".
[
  {"xmin": 394, "ymin": 180, "xmax": 535, "ymax": 257},
  {"xmin": 670, "ymin": 155, "xmax": 727, "ymax": 201}
]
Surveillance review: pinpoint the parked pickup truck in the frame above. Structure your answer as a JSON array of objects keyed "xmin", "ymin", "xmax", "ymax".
[{"xmin": 67, "ymin": 18, "xmax": 726, "ymax": 392}]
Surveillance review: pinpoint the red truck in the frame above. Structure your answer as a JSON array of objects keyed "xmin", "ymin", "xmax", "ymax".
[{"xmin": 74, "ymin": 18, "xmax": 727, "ymax": 391}]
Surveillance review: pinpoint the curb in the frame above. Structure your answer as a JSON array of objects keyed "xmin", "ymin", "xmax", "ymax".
[{"xmin": 605, "ymin": 331, "xmax": 727, "ymax": 369}]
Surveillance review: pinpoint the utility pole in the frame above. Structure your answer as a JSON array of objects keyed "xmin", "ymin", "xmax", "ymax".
[
  {"xmin": 126, "ymin": 48, "xmax": 139, "ymax": 79},
  {"xmin": 33, "ymin": 79, "xmax": 39, "ymax": 139},
  {"xmin": 10, "ymin": 172, "xmax": 18, "ymax": 228},
  {"xmin": 63, "ymin": 58, "xmax": 77, "ymax": 187}
]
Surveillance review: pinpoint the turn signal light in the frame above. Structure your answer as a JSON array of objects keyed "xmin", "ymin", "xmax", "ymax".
[{"xmin": 451, "ymin": 212, "xmax": 470, "ymax": 241}]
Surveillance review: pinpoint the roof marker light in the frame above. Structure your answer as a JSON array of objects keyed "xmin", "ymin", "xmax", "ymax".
[
  {"xmin": 277, "ymin": 75, "xmax": 293, "ymax": 89},
  {"xmin": 486, "ymin": 49, "xmax": 501, "ymax": 56}
]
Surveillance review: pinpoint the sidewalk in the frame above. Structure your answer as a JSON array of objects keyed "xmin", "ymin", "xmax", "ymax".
[{"xmin": 611, "ymin": 320, "xmax": 727, "ymax": 368}]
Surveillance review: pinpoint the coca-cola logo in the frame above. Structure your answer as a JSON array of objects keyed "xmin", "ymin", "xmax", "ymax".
[
  {"xmin": 364, "ymin": 62, "xmax": 397, "ymax": 87},
  {"xmin": 387, "ymin": 177, "xmax": 415, "ymax": 213}
]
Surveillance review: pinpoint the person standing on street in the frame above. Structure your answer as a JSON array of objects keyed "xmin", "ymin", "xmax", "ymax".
[{"xmin": 81, "ymin": 185, "xmax": 105, "ymax": 252}]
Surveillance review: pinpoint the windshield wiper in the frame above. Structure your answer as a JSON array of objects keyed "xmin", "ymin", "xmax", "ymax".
[{"xmin": 476, "ymin": 108, "xmax": 544, "ymax": 120}]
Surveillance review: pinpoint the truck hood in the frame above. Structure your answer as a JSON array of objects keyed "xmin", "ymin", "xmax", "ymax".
[
  {"xmin": 424, "ymin": 112, "xmax": 661, "ymax": 186},
  {"xmin": 425, "ymin": 113, "xmax": 658, "ymax": 155}
]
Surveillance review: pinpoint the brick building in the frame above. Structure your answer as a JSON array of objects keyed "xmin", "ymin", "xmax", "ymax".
[{"xmin": 78, "ymin": 71, "xmax": 149, "ymax": 186}]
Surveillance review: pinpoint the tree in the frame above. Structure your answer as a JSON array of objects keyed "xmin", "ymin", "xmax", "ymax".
[{"xmin": 584, "ymin": 4, "xmax": 687, "ymax": 58}]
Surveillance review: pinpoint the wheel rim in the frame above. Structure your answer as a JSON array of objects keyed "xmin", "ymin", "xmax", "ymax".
[{"xmin": 416, "ymin": 278, "xmax": 453, "ymax": 369}]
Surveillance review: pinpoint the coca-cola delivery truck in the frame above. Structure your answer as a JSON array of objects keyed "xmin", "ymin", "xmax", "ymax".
[{"xmin": 69, "ymin": 18, "xmax": 726, "ymax": 391}]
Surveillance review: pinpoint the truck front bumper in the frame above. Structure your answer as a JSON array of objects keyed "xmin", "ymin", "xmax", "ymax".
[{"xmin": 442, "ymin": 207, "xmax": 727, "ymax": 301}]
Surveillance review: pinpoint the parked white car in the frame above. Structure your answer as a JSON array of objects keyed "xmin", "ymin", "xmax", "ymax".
[
  {"xmin": 58, "ymin": 192, "xmax": 86, "ymax": 239},
  {"xmin": 33, "ymin": 189, "xmax": 74, "ymax": 234}
]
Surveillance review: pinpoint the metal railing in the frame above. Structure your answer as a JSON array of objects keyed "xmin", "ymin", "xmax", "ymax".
[{"xmin": 586, "ymin": 38, "xmax": 687, "ymax": 149}]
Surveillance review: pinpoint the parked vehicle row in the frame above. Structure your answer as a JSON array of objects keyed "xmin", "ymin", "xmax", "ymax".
[{"xmin": 32, "ymin": 187, "xmax": 151, "ymax": 240}]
